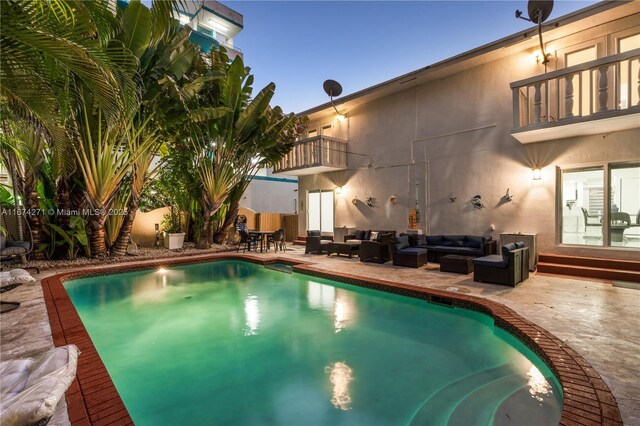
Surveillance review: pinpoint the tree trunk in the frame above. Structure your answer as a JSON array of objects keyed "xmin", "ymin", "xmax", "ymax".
[
  {"xmin": 110, "ymin": 195, "xmax": 139, "ymax": 257},
  {"xmin": 89, "ymin": 215, "xmax": 108, "ymax": 257},
  {"xmin": 196, "ymin": 212, "xmax": 211, "ymax": 249},
  {"xmin": 26, "ymin": 188, "xmax": 45, "ymax": 259},
  {"xmin": 213, "ymin": 202, "xmax": 238, "ymax": 244},
  {"xmin": 55, "ymin": 179, "xmax": 71, "ymax": 228}
]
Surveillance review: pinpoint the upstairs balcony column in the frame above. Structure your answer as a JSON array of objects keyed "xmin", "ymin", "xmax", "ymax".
[{"xmin": 599, "ymin": 65, "xmax": 609, "ymax": 112}]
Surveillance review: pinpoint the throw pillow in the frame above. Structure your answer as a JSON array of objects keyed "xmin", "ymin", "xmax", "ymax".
[
  {"xmin": 395, "ymin": 235, "xmax": 410, "ymax": 250},
  {"xmin": 369, "ymin": 231, "xmax": 379, "ymax": 241},
  {"xmin": 0, "ymin": 269, "xmax": 36, "ymax": 286}
]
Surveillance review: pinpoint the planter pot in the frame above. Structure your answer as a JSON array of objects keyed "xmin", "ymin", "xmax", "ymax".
[{"xmin": 163, "ymin": 232, "xmax": 185, "ymax": 250}]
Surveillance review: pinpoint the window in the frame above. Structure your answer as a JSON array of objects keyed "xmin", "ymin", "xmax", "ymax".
[
  {"xmin": 307, "ymin": 129, "xmax": 317, "ymax": 138},
  {"xmin": 617, "ymin": 33, "xmax": 640, "ymax": 109},
  {"xmin": 560, "ymin": 163, "xmax": 640, "ymax": 248},
  {"xmin": 610, "ymin": 163, "xmax": 640, "ymax": 248}
]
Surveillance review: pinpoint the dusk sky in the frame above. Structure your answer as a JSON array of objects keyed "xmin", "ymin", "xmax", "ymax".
[{"xmin": 225, "ymin": 1, "xmax": 599, "ymax": 113}]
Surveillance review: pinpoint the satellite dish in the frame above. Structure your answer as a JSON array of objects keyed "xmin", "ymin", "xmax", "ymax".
[
  {"xmin": 323, "ymin": 80, "xmax": 343, "ymax": 98},
  {"xmin": 528, "ymin": 0, "xmax": 553, "ymax": 23}
]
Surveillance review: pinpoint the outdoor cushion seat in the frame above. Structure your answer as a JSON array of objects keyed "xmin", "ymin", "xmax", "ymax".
[
  {"xmin": 305, "ymin": 231, "xmax": 333, "ymax": 255},
  {"xmin": 0, "ymin": 246, "xmax": 29, "ymax": 256},
  {"xmin": 0, "ymin": 345, "xmax": 79, "ymax": 426},
  {"xmin": 471, "ymin": 254, "xmax": 507, "ymax": 268},
  {"xmin": 393, "ymin": 236, "xmax": 428, "ymax": 268},
  {"xmin": 472, "ymin": 243, "xmax": 529, "ymax": 287},
  {"xmin": 406, "ymin": 234, "xmax": 495, "ymax": 263},
  {"xmin": 0, "ymin": 269, "xmax": 36, "ymax": 293},
  {"xmin": 397, "ymin": 247, "xmax": 428, "ymax": 255},
  {"xmin": 345, "ymin": 239, "xmax": 362, "ymax": 245}
]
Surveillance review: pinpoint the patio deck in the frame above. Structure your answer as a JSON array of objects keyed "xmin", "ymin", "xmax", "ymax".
[{"xmin": 1, "ymin": 246, "xmax": 638, "ymax": 425}]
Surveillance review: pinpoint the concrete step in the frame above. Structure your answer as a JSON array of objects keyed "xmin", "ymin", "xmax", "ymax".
[
  {"xmin": 539, "ymin": 253, "xmax": 640, "ymax": 272},
  {"xmin": 537, "ymin": 262, "xmax": 640, "ymax": 283},
  {"xmin": 293, "ymin": 240, "xmax": 306, "ymax": 246}
]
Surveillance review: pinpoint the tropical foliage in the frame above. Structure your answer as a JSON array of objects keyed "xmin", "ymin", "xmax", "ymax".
[{"xmin": 0, "ymin": 0, "xmax": 305, "ymax": 259}]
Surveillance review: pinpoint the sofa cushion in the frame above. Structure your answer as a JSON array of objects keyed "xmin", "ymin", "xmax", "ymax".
[
  {"xmin": 307, "ymin": 230, "xmax": 321, "ymax": 237},
  {"xmin": 442, "ymin": 236, "xmax": 465, "ymax": 247},
  {"xmin": 472, "ymin": 254, "xmax": 507, "ymax": 268},
  {"xmin": 501, "ymin": 243, "xmax": 518, "ymax": 262},
  {"xmin": 395, "ymin": 235, "xmax": 410, "ymax": 250},
  {"xmin": 355, "ymin": 230, "xmax": 366, "ymax": 240},
  {"xmin": 363, "ymin": 230, "xmax": 372, "ymax": 240},
  {"xmin": 456, "ymin": 247, "xmax": 482, "ymax": 254},
  {"xmin": 345, "ymin": 239, "xmax": 362, "ymax": 245},
  {"xmin": 397, "ymin": 247, "xmax": 428, "ymax": 255},
  {"xmin": 464, "ymin": 235, "xmax": 484, "ymax": 249},
  {"xmin": 425, "ymin": 235, "xmax": 442, "ymax": 245},
  {"xmin": 514, "ymin": 241, "xmax": 526, "ymax": 249}
]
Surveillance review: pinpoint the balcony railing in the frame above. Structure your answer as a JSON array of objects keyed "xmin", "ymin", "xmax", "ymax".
[
  {"xmin": 273, "ymin": 136, "xmax": 347, "ymax": 175},
  {"xmin": 511, "ymin": 48, "xmax": 640, "ymax": 143}
]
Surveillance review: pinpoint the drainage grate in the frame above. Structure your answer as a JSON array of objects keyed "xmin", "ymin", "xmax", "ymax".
[{"xmin": 265, "ymin": 263, "xmax": 293, "ymax": 274}]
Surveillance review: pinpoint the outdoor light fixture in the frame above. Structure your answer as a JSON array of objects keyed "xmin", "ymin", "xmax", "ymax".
[
  {"xmin": 337, "ymin": 114, "xmax": 346, "ymax": 122},
  {"xmin": 532, "ymin": 168, "xmax": 542, "ymax": 180},
  {"xmin": 335, "ymin": 186, "xmax": 343, "ymax": 195}
]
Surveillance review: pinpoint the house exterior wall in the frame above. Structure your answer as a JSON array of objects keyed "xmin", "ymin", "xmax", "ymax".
[
  {"xmin": 298, "ymin": 8, "xmax": 640, "ymax": 260},
  {"xmin": 240, "ymin": 177, "xmax": 298, "ymax": 214}
]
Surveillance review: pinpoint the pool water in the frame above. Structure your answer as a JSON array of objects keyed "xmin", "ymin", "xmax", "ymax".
[{"xmin": 64, "ymin": 260, "xmax": 562, "ymax": 425}]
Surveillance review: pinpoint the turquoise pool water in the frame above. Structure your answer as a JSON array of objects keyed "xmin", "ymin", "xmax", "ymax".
[{"xmin": 64, "ymin": 260, "xmax": 562, "ymax": 425}]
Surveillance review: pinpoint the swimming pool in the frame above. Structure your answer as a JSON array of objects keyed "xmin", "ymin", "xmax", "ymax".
[{"xmin": 64, "ymin": 260, "xmax": 562, "ymax": 425}]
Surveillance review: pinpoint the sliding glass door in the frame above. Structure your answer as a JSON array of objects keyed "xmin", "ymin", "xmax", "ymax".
[{"xmin": 307, "ymin": 190, "xmax": 334, "ymax": 233}]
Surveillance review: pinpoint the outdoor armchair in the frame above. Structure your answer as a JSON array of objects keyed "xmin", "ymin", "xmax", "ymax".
[
  {"xmin": 305, "ymin": 230, "xmax": 333, "ymax": 255},
  {"xmin": 472, "ymin": 242, "xmax": 530, "ymax": 287},
  {"xmin": 360, "ymin": 232, "xmax": 395, "ymax": 263}
]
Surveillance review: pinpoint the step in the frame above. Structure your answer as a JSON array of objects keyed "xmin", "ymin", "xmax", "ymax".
[
  {"xmin": 539, "ymin": 253, "xmax": 640, "ymax": 272},
  {"xmin": 446, "ymin": 373, "xmax": 523, "ymax": 425},
  {"xmin": 537, "ymin": 262, "xmax": 640, "ymax": 283},
  {"xmin": 493, "ymin": 382, "xmax": 562, "ymax": 425},
  {"xmin": 409, "ymin": 364, "xmax": 516, "ymax": 425},
  {"xmin": 292, "ymin": 240, "xmax": 306, "ymax": 246}
]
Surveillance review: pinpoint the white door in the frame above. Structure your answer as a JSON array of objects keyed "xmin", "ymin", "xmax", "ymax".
[{"xmin": 307, "ymin": 191, "xmax": 334, "ymax": 233}]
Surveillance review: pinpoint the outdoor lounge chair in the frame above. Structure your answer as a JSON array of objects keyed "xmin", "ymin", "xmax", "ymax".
[
  {"xmin": 392, "ymin": 235, "xmax": 428, "ymax": 268},
  {"xmin": 0, "ymin": 345, "xmax": 79, "ymax": 426},
  {"xmin": 472, "ymin": 242, "xmax": 530, "ymax": 287}
]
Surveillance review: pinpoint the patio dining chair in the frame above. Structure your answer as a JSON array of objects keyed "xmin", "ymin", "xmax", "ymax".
[
  {"xmin": 237, "ymin": 230, "xmax": 259, "ymax": 253},
  {"xmin": 267, "ymin": 229, "xmax": 286, "ymax": 253}
]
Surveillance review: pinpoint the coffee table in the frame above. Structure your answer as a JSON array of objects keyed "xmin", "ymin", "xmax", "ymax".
[
  {"xmin": 327, "ymin": 242, "xmax": 360, "ymax": 258},
  {"xmin": 439, "ymin": 254, "xmax": 475, "ymax": 274}
]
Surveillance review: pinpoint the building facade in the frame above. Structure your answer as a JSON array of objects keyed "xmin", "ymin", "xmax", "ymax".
[{"xmin": 275, "ymin": 1, "xmax": 640, "ymax": 260}]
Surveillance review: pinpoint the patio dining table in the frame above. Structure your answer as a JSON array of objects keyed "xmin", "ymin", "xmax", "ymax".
[{"xmin": 248, "ymin": 230, "xmax": 275, "ymax": 253}]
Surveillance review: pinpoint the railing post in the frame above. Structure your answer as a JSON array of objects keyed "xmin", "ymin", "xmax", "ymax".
[
  {"xmin": 564, "ymin": 75, "xmax": 574, "ymax": 118},
  {"xmin": 598, "ymin": 65, "xmax": 609, "ymax": 112},
  {"xmin": 533, "ymin": 83, "xmax": 542, "ymax": 124}
]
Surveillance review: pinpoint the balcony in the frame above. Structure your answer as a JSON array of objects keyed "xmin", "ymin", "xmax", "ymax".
[
  {"xmin": 511, "ymin": 48, "xmax": 640, "ymax": 144},
  {"xmin": 273, "ymin": 136, "xmax": 348, "ymax": 176}
]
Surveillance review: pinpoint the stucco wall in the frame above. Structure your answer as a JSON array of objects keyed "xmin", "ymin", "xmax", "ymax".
[
  {"xmin": 240, "ymin": 178, "xmax": 298, "ymax": 214},
  {"xmin": 298, "ymin": 16, "xmax": 640, "ymax": 260}
]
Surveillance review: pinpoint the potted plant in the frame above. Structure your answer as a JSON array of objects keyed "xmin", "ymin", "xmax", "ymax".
[{"xmin": 162, "ymin": 208, "xmax": 185, "ymax": 250}]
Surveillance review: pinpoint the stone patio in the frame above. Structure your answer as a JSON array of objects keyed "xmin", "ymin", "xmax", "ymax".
[{"xmin": 1, "ymin": 245, "xmax": 638, "ymax": 425}]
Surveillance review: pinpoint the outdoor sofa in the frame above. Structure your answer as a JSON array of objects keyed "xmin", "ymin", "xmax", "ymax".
[
  {"xmin": 403, "ymin": 234, "xmax": 496, "ymax": 263},
  {"xmin": 358, "ymin": 231, "xmax": 396, "ymax": 263},
  {"xmin": 472, "ymin": 242, "xmax": 530, "ymax": 287}
]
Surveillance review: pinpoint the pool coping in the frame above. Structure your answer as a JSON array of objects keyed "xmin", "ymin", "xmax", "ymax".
[{"xmin": 41, "ymin": 253, "xmax": 623, "ymax": 426}]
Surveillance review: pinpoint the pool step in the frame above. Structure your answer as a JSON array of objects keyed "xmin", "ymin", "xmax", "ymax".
[
  {"xmin": 538, "ymin": 253, "xmax": 640, "ymax": 283},
  {"xmin": 446, "ymin": 373, "xmax": 523, "ymax": 425},
  {"xmin": 265, "ymin": 263, "xmax": 293, "ymax": 274},
  {"xmin": 493, "ymin": 382, "xmax": 562, "ymax": 425},
  {"xmin": 409, "ymin": 363, "xmax": 516, "ymax": 426}
]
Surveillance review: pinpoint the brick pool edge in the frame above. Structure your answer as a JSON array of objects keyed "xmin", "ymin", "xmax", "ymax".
[{"xmin": 41, "ymin": 253, "xmax": 622, "ymax": 425}]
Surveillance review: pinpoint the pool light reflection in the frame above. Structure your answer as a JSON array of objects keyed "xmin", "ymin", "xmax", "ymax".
[
  {"xmin": 527, "ymin": 365, "xmax": 552, "ymax": 402},
  {"xmin": 325, "ymin": 362, "xmax": 353, "ymax": 410},
  {"xmin": 244, "ymin": 295, "xmax": 260, "ymax": 336}
]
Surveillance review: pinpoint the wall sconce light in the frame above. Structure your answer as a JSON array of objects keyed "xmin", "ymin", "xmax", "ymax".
[
  {"xmin": 532, "ymin": 168, "xmax": 542, "ymax": 180},
  {"xmin": 335, "ymin": 186, "xmax": 342, "ymax": 195},
  {"xmin": 389, "ymin": 195, "xmax": 397, "ymax": 205},
  {"xmin": 533, "ymin": 49, "xmax": 552, "ymax": 65},
  {"xmin": 336, "ymin": 114, "xmax": 346, "ymax": 122}
]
